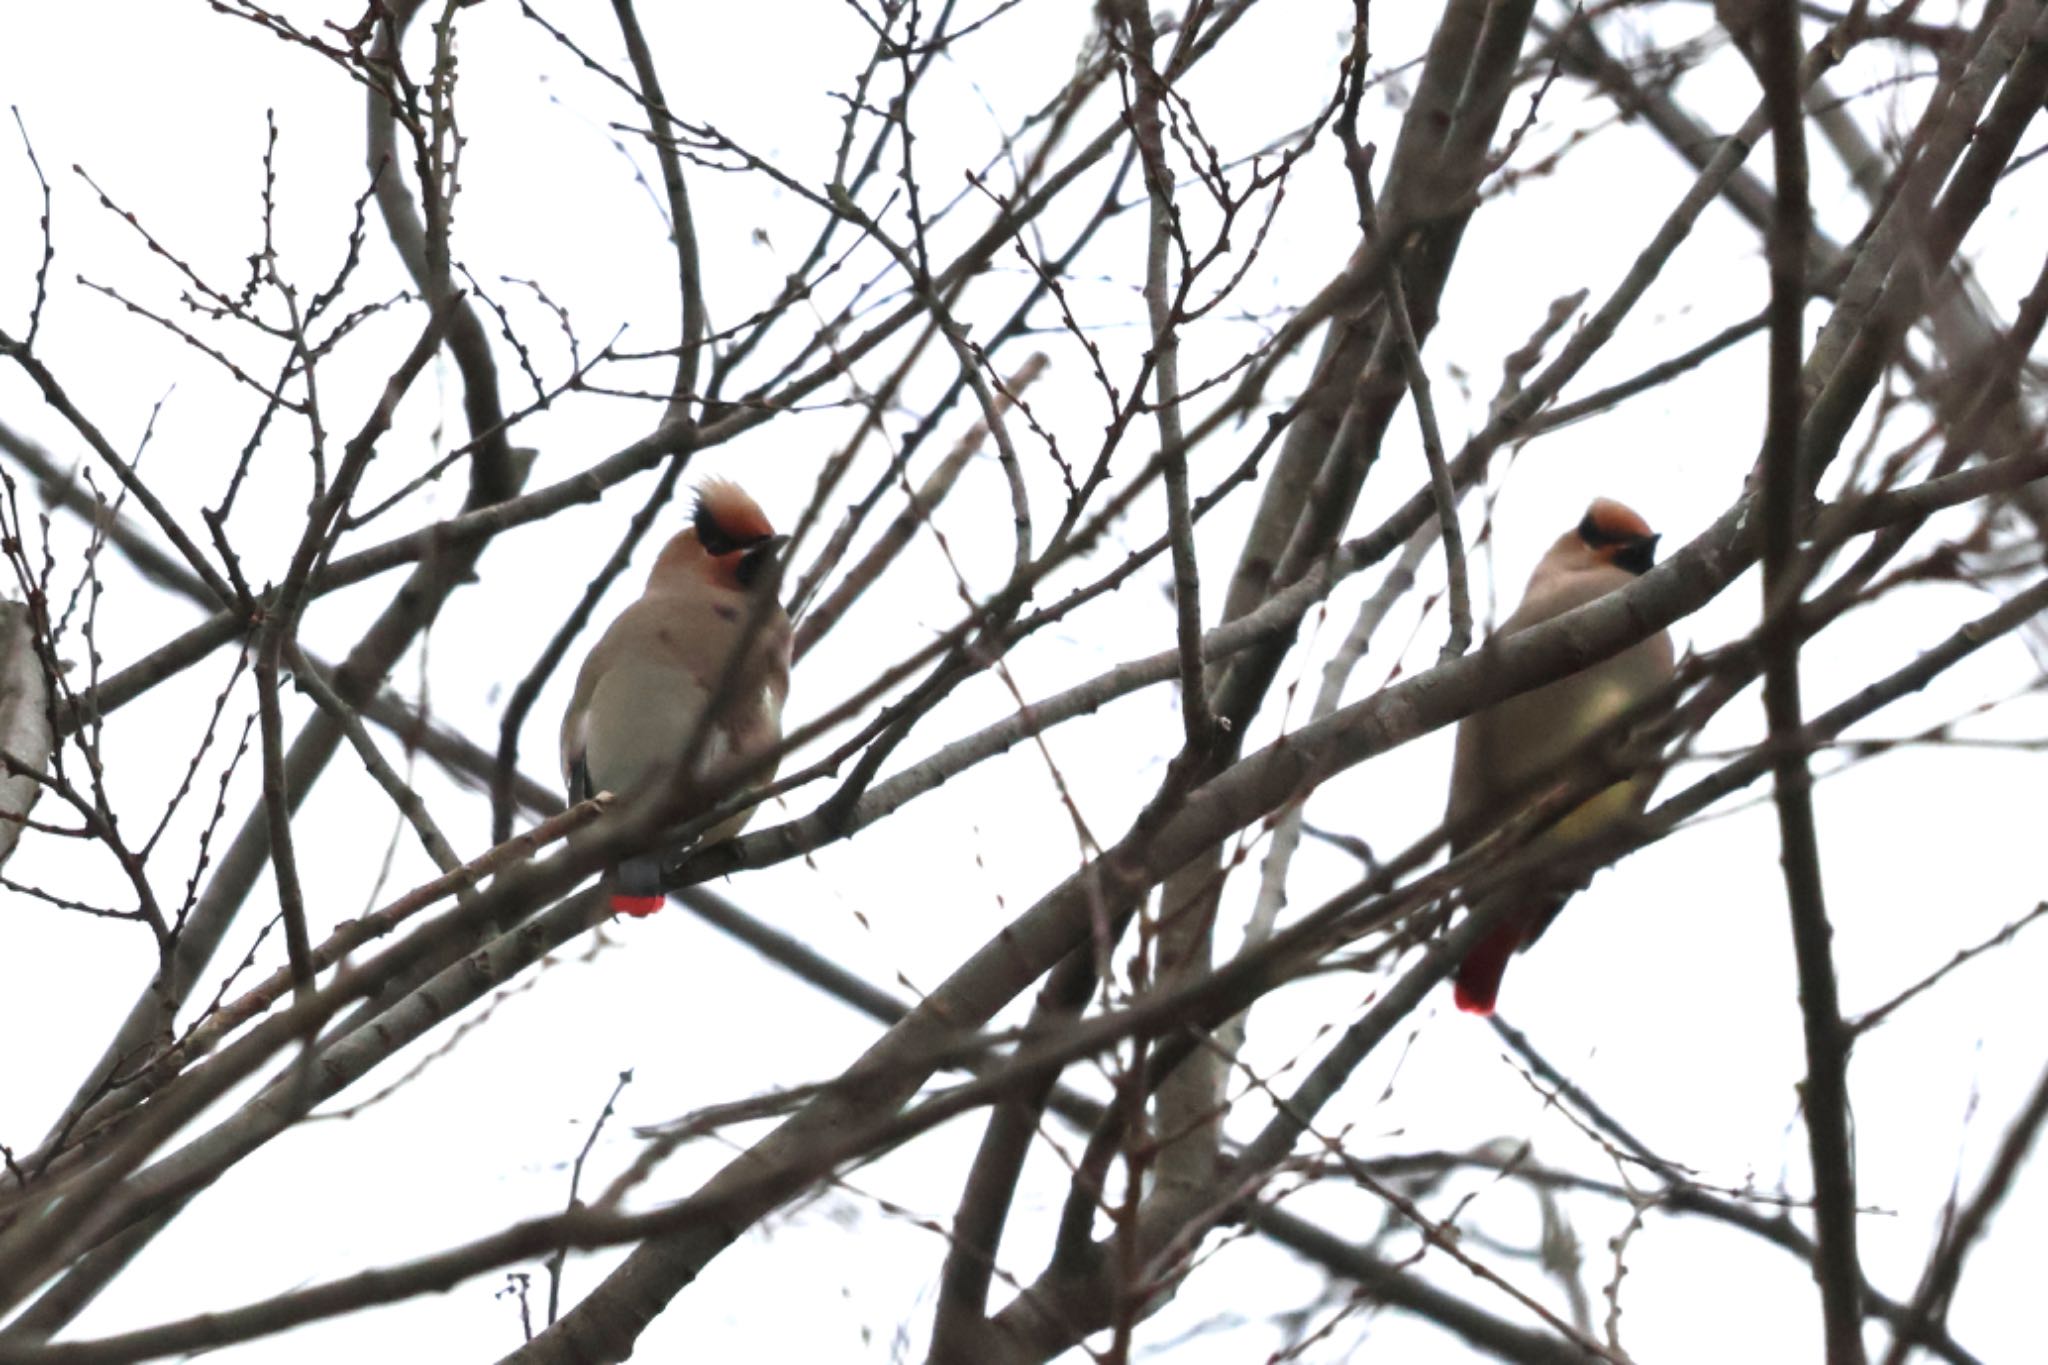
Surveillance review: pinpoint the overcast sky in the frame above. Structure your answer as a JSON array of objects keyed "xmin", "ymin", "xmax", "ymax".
[{"xmin": 2, "ymin": 2, "xmax": 2044, "ymax": 1361}]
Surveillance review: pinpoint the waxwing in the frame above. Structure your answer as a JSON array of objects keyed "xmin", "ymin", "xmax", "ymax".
[
  {"xmin": 561, "ymin": 480, "xmax": 792, "ymax": 915},
  {"xmin": 1444, "ymin": 498, "xmax": 1674, "ymax": 1013}
]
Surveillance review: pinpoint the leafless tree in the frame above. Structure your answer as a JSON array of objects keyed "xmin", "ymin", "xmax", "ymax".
[{"xmin": 1, "ymin": 1, "xmax": 2044, "ymax": 1362}]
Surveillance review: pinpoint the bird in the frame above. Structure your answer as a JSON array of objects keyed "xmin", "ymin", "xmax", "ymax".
[
  {"xmin": 1443, "ymin": 498, "xmax": 1674, "ymax": 1014},
  {"xmin": 560, "ymin": 479, "xmax": 792, "ymax": 917}
]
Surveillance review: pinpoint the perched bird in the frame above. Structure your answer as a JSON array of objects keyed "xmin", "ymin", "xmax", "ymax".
[
  {"xmin": 561, "ymin": 480, "xmax": 792, "ymax": 916},
  {"xmin": 1444, "ymin": 498, "xmax": 1674, "ymax": 1014}
]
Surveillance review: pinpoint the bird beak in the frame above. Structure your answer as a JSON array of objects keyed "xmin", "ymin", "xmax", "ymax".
[
  {"xmin": 736, "ymin": 534, "xmax": 789, "ymax": 589},
  {"xmin": 1614, "ymin": 533, "xmax": 1659, "ymax": 576}
]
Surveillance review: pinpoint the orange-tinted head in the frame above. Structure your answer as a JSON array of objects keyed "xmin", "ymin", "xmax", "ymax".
[
  {"xmin": 1573, "ymin": 497, "xmax": 1659, "ymax": 575},
  {"xmin": 650, "ymin": 480, "xmax": 785, "ymax": 593},
  {"xmin": 693, "ymin": 479, "xmax": 776, "ymax": 550}
]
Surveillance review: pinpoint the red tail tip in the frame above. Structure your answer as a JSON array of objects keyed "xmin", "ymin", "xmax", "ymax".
[
  {"xmin": 610, "ymin": 894, "xmax": 667, "ymax": 918},
  {"xmin": 1452, "ymin": 920, "xmax": 1520, "ymax": 1015},
  {"xmin": 1452, "ymin": 979, "xmax": 1498, "ymax": 1015}
]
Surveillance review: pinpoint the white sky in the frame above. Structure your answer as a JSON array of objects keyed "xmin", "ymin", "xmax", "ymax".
[{"xmin": 2, "ymin": 2, "xmax": 2044, "ymax": 1362}]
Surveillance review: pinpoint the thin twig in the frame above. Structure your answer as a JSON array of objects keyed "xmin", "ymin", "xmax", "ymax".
[{"xmin": 545, "ymin": 1069, "xmax": 634, "ymax": 1325}]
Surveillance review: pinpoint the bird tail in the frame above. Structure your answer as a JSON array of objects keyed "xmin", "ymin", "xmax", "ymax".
[
  {"xmin": 1453, "ymin": 919, "xmax": 1524, "ymax": 1016},
  {"xmin": 609, "ymin": 854, "xmax": 667, "ymax": 918}
]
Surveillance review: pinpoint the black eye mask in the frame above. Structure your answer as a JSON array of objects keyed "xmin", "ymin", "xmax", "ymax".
[
  {"xmin": 695, "ymin": 500, "xmax": 742, "ymax": 556},
  {"xmin": 1577, "ymin": 511, "xmax": 1624, "ymax": 546},
  {"xmin": 1578, "ymin": 512, "xmax": 1658, "ymax": 575}
]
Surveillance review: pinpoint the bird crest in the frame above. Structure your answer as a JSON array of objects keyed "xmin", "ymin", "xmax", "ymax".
[
  {"xmin": 693, "ymin": 479, "xmax": 776, "ymax": 555},
  {"xmin": 1577, "ymin": 498, "xmax": 1653, "ymax": 547},
  {"xmin": 1576, "ymin": 498, "xmax": 1659, "ymax": 575}
]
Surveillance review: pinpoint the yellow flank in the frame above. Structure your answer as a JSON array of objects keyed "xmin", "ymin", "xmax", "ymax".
[
  {"xmin": 1577, "ymin": 677, "xmax": 1641, "ymax": 733},
  {"xmin": 1540, "ymin": 776, "xmax": 1643, "ymax": 849}
]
